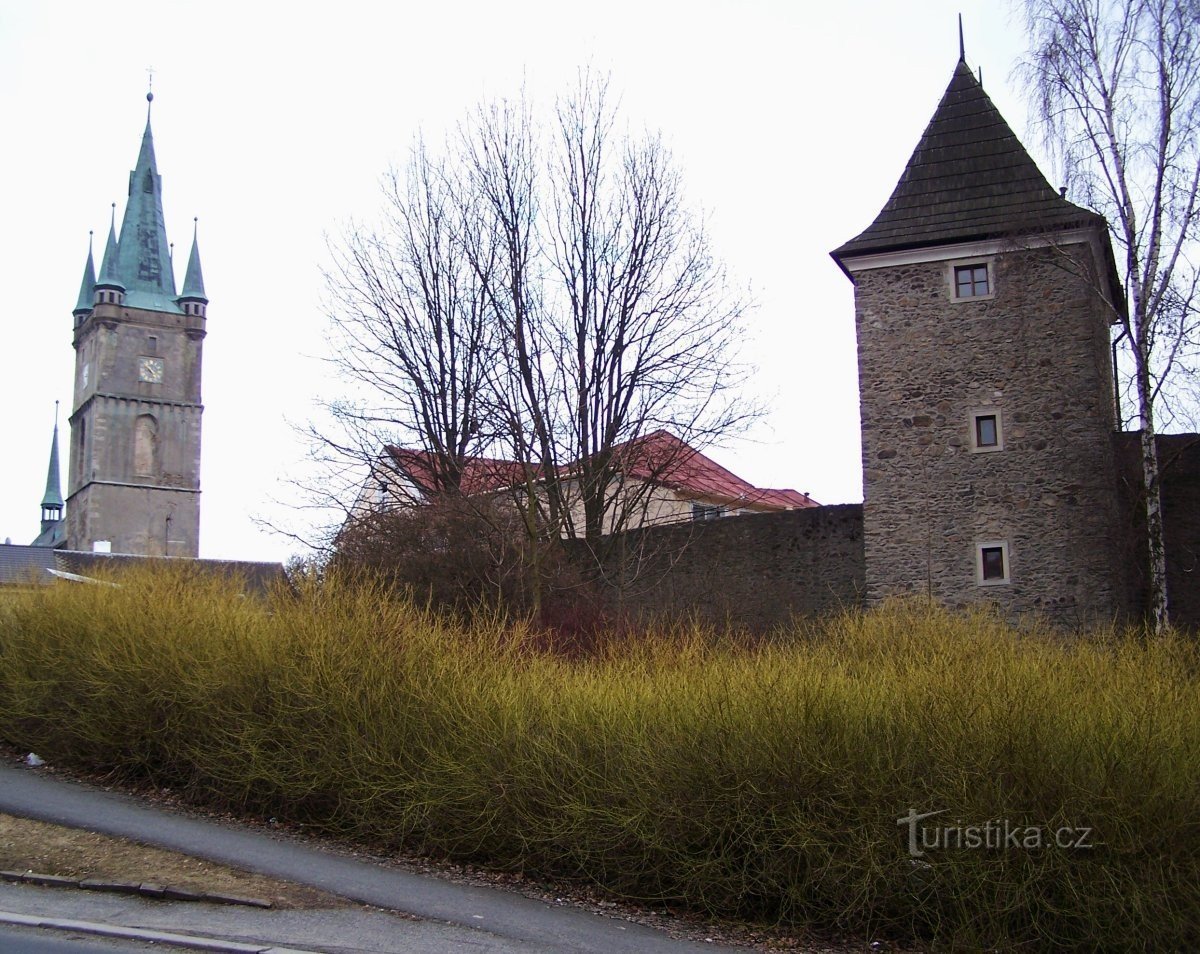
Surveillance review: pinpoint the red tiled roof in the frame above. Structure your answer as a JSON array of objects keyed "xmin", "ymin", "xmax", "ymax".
[
  {"xmin": 385, "ymin": 431, "xmax": 818, "ymax": 511},
  {"xmin": 615, "ymin": 431, "xmax": 818, "ymax": 509},
  {"xmin": 384, "ymin": 447, "xmax": 532, "ymax": 496}
]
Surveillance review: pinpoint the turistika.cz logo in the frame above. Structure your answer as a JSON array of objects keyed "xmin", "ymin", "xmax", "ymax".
[{"xmin": 897, "ymin": 808, "xmax": 1096, "ymax": 858}]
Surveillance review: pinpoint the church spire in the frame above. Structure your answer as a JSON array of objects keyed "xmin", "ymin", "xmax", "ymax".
[
  {"xmin": 40, "ymin": 403, "xmax": 64, "ymax": 533},
  {"xmin": 74, "ymin": 231, "xmax": 96, "ymax": 317},
  {"xmin": 111, "ymin": 90, "xmax": 178, "ymax": 311}
]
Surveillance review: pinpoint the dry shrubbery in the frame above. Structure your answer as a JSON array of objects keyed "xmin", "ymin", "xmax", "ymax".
[
  {"xmin": 328, "ymin": 498, "xmax": 621, "ymax": 649},
  {"xmin": 0, "ymin": 569, "xmax": 1197, "ymax": 950},
  {"xmin": 330, "ymin": 497, "xmax": 546, "ymax": 611}
]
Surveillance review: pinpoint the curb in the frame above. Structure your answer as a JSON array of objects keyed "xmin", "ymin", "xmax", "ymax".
[
  {"xmin": 0, "ymin": 909, "xmax": 317, "ymax": 953},
  {"xmin": 1, "ymin": 870, "xmax": 271, "ymax": 908}
]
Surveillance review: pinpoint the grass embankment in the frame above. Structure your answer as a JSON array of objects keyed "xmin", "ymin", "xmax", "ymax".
[{"xmin": 0, "ymin": 568, "xmax": 1196, "ymax": 950}]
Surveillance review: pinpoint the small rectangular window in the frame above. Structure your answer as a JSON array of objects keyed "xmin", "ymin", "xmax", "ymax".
[
  {"xmin": 955, "ymin": 264, "xmax": 989, "ymax": 298},
  {"xmin": 976, "ymin": 414, "xmax": 997, "ymax": 447},
  {"xmin": 976, "ymin": 541, "xmax": 1010, "ymax": 585},
  {"xmin": 147, "ymin": 335, "xmax": 158, "ymax": 354},
  {"xmin": 981, "ymin": 546, "xmax": 1005, "ymax": 580},
  {"xmin": 692, "ymin": 503, "xmax": 726, "ymax": 522},
  {"xmin": 970, "ymin": 409, "xmax": 1003, "ymax": 452}
]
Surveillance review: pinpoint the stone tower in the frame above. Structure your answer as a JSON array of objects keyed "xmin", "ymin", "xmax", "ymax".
[
  {"xmin": 831, "ymin": 56, "xmax": 1126, "ymax": 626},
  {"xmin": 67, "ymin": 93, "xmax": 207, "ymax": 557}
]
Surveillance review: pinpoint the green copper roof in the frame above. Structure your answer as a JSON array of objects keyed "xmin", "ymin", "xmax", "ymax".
[
  {"xmin": 96, "ymin": 211, "xmax": 123, "ymax": 290},
  {"xmin": 40, "ymin": 412, "xmax": 64, "ymax": 510},
  {"xmin": 74, "ymin": 233, "xmax": 96, "ymax": 313},
  {"xmin": 112, "ymin": 101, "xmax": 182, "ymax": 313},
  {"xmin": 180, "ymin": 220, "xmax": 207, "ymax": 302},
  {"xmin": 29, "ymin": 520, "xmax": 66, "ymax": 549}
]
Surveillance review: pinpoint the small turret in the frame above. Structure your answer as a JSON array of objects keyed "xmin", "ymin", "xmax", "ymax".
[
  {"xmin": 73, "ymin": 232, "xmax": 96, "ymax": 325},
  {"xmin": 94, "ymin": 206, "xmax": 125, "ymax": 306},
  {"xmin": 32, "ymin": 403, "xmax": 66, "ymax": 548},
  {"xmin": 178, "ymin": 218, "xmax": 208, "ymax": 318}
]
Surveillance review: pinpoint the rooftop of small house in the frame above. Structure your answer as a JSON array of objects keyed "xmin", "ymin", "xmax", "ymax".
[{"xmin": 382, "ymin": 430, "xmax": 818, "ymax": 512}]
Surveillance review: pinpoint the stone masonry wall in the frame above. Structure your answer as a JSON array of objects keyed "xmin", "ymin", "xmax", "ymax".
[
  {"xmin": 68, "ymin": 482, "xmax": 201, "ymax": 557},
  {"xmin": 67, "ymin": 302, "xmax": 204, "ymax": 557},
  {"xmin": 586, "ymin": 504, "xmax": 865, "ymax": 631},
  {"xmin": 853, "ymin": 242, "xmax": 1125, "ymax": 627},
  {"xmin": 1116, "ymin": 433, "xmax": 1200, "ymax": 630}
]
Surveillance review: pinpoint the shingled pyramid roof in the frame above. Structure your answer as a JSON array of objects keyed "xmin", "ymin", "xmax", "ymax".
[{"xmin": 832, "ymin": 59, "xmax": 1105, "ymax": 261}]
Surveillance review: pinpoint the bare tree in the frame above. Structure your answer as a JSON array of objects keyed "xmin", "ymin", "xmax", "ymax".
[
  {"xmin": 318, "ymin": 75, "xmax": 757, "ymax": 609},
  {"xmin": 323, "ymin": 140, "xmax": 497, "ymax": 506},
  {"xmin": 1019, "ymin": 0, "xmax": 1200, "ymax": 628},
  {"xmin": 456, "ymin": 93, "xmax": 566, "ymax": 553},
  {"xmin": 462, "ymin": 75, "xmax": 756, "ymax": 549},
  {"xmin": 546, "ymin": 78, "xmax": 754, "ymax": 544}
]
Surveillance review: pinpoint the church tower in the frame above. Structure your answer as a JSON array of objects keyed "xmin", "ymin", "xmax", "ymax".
[
  {"xmin": 66, "ymin": 92, "xmax": 206, "ymax": 557},
  {"xmin": 831, "ymin": 54, "xmax": 1126, "ymax": 625}
]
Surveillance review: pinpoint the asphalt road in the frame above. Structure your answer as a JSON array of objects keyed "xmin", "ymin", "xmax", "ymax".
[
  {"xmin": 0, "ymin": 762, "xmax": 745, "ymax": 953},
  {"xmin": 0, "ymin": 924, "xmax": 162, "ymax": 951}
]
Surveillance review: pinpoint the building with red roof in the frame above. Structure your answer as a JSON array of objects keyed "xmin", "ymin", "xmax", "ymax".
[{"xmin": 353, "ymin": 430, "xmax": 816, "ymax": 534}]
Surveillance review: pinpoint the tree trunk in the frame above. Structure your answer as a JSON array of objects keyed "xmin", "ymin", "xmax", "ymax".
[
  {"xmin": 1135, "ymin": 357, "xmax": 1169, "ymax": 631},
  {"xmin": 525, "ymin": 488, "xmax": 542, "ymax": 619}
]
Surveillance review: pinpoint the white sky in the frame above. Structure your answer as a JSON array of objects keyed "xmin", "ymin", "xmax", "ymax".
[{"xmin": 0, "ymin": 0, "xmax": 1044, "ymax": 563}]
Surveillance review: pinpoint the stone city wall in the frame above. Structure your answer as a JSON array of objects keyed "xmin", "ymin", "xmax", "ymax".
[
  {"xmin": 1116, "ymin": 433, "xmax": 1200, "ymax": 631},
  {"xmin": 586, "ymin": 504, "xmax": 865, "ymax": 631}
]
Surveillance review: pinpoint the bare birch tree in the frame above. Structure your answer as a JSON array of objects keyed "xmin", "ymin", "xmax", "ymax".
[{"xmin": 1019, "ymin": 0, "xmax": 1200, "ymax": 628}]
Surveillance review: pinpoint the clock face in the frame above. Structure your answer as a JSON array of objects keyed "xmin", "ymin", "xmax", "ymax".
[{"xmin": 138, "ymin": 356, "xmax": 164, "ymax": 383}]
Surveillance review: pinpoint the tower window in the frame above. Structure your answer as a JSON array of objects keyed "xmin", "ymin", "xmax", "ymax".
[
  {"xmin": 970, "ymin": 410, "xmax": 1003, "ymax": 452},
  {"xmin": 134, "ymin": 414, "xmax": 159, "ymax": 478},
  {"xmin": 976, "ymin": 541, "xmax": 1010, "ymax": 585},
  {"xmin": 147, "ymin": 335, "xmax": 157, "ymax": 354},
  {"xmin": 949, "ymin": 260, "xmax": 994, "ymax": 301},
  {"xmin": 77, "ymin": 418, "xmax": 87, "ymax": 478},
  {"xmin": 955, "ymin": 264, "xmax": 989, "ymax": 297},
  {"xmin": 976, "ymin": 415, "xmax": 997, "ymax": 447}
]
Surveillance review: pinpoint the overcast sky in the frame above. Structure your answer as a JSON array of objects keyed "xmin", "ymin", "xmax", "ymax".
[{"xmin": 0, "ymin": 1, "xmax": 1044, "ymax": 562}]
